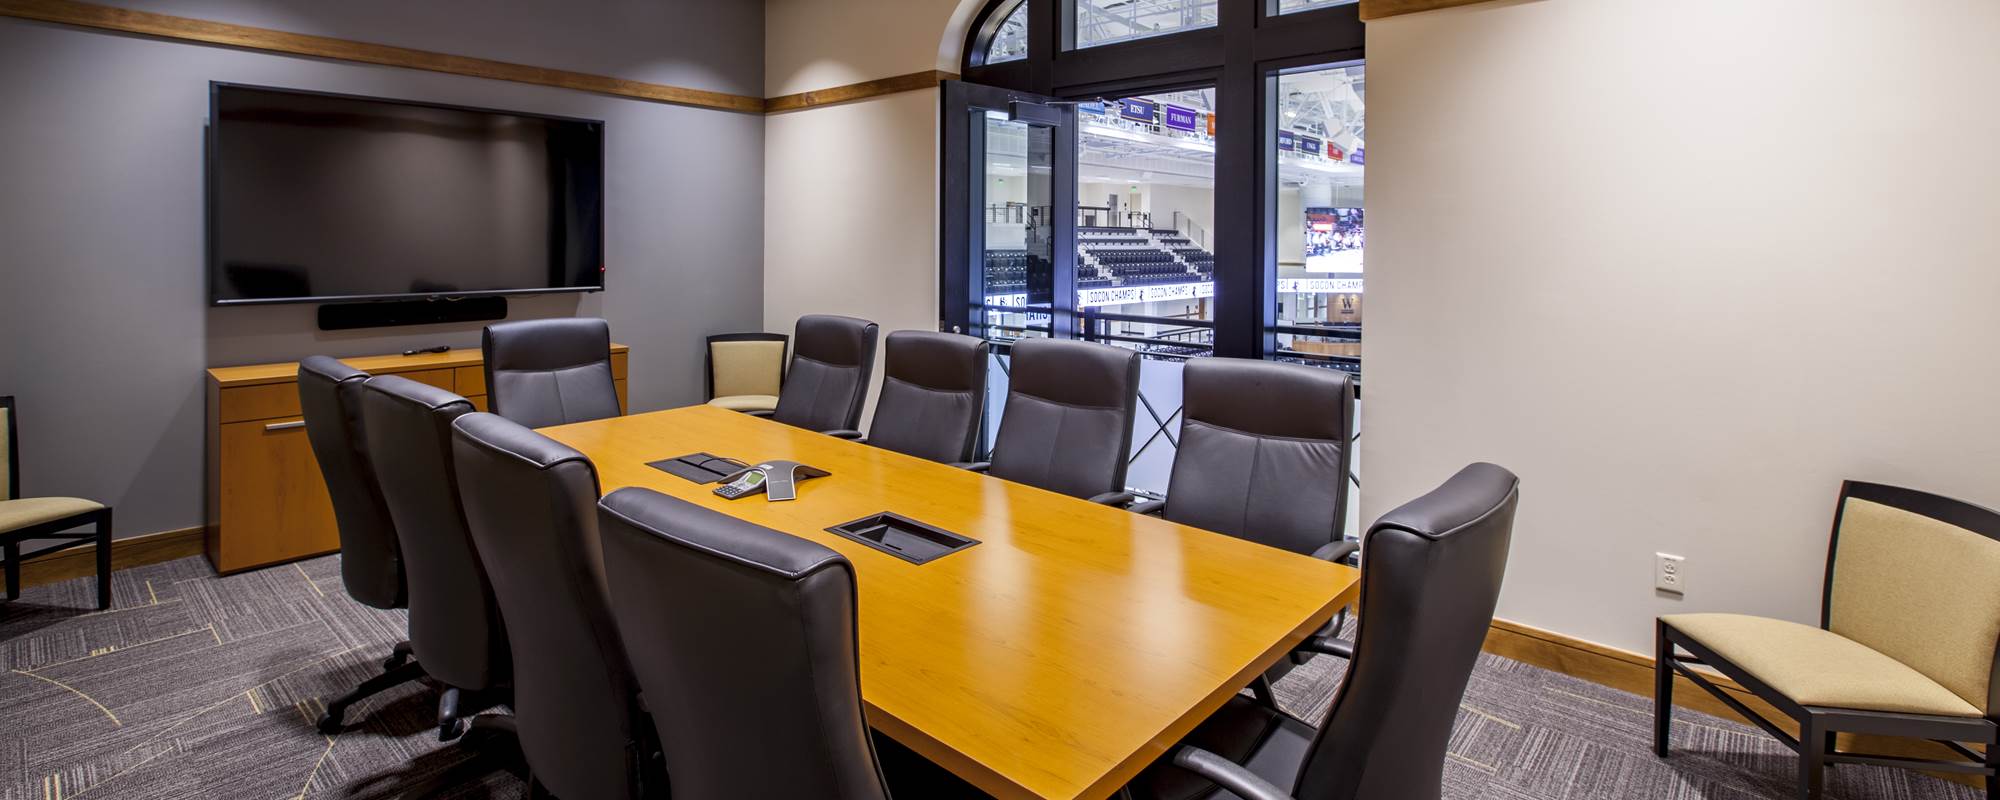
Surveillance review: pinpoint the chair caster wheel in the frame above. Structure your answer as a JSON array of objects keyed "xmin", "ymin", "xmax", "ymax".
[
  {"xmin": 316, "ymin": 711, "xmax": 344, "ymax": 735},
  {"xmin": 383, "ymin": 653, "xmax": 408, "ymax": 671},
  {"xmin": 439, "ymin": 717, "xmax": 466, "ymax": 742}
]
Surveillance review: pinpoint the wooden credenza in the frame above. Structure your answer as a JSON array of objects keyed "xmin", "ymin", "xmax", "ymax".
[{"xmin": 204, "ymin": 345, "xmax": 630, "ymax": 573}]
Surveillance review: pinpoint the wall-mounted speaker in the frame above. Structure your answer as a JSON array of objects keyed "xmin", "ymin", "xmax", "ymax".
[{"xmin": 316, "ymin": 296, "xmax": 508, "ymax": 331}]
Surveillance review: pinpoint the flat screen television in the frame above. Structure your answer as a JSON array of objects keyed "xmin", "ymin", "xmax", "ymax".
[{"xmin": 207, "ymin": 83, "xmax": 605, "ymax": 305}]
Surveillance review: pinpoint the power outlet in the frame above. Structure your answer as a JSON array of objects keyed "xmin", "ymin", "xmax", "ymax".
[{"xmin": 1655, "ymin": 553, "xmax": 1687, "ymax": 595}]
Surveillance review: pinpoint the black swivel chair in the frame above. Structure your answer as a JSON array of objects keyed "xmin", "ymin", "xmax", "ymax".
[
  {"xmin": 1130, "ymin": 462, "xmax": 1520, "ymax": 800},
  {"xmin": 451, "ymin": 413, "xmax": 662, "ymax": 799},
  {"xmin": 827, "ymin": 330, "xmax": 988, "ymax": 464},
  {"xmin": 297, "ymin": 358, "xmax": 427, "ymax": 732},
  {"xmin": 359, "ymin": 376, "xmax": 511, "ymax": 740},
  {"xmin": 972, "ymin": 337, "xmax": 1140, "ymax": 503},
  {"xmin": 482, "ymin": 317, "xmax": 622, "ymax": 428},
  {"xmin": 1129, "ymin": 357, "xmax": 1357, "ymax": 560},
  {"xmin": 596, "ymin": 487, "xmax": 891, "ymax": 800},
  {"xmin": 769, "ymin": 314, "xmax": 879, "ymax": 434}
]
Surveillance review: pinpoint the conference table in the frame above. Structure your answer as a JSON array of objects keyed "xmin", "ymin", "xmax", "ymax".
[{"xmin": 539, "ymin": 405, "xmax": 1360, "ymax": 800}]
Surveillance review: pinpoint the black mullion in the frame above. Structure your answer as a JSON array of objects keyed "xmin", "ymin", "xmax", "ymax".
[
  {"xmin": 1210, "ymin": 0, "xmax": 1261, "ymax": 359},
  {"xmin": 1251, "ymin": 6, "xmax": 1365, "ymax": 63},
  {"xmin": 940, "ymin": 83, "xmax": 974, "ymax": 334},
  {"xmin": 1031, "ymin": 0, "xmax": 1058, "ymax": 93},
  {"xmin": 1051, "ymin": 102, "xmax": 1078, "ymax": 339}
]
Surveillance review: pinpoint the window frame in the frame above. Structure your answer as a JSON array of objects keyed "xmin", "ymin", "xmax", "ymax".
[{"xmin": 956, "ymin": 0, "xmax": 1364, "ymax": 365}]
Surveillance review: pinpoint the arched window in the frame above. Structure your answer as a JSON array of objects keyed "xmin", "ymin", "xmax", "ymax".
[{"xmin": 974, "ymin": 0, "xmax": 1028, "ymax": 65}]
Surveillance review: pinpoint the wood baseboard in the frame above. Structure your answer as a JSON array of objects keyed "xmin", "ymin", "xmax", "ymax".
[
  {"xmin": 1484, "ymin": 618, "xmax": 1984, "ymax": 788},
  {"xmin": 13, "ymin": 526, "xmax": 207, "ymax": 589}
]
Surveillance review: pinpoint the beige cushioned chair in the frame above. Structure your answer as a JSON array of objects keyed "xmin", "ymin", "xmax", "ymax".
[
  {"xmin": 1, "ymin": 396, "xmax": 114, "ymax": 610},
  {"xmin": 703, "ymin": 333, "xmax": 787, "ymax": 414},
  {"xmin": 1655, "ymin": 480, "xmax": 2000, "ymax": 800}
]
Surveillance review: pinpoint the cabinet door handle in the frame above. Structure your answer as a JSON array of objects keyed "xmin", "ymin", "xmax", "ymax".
[{"xmin": 265, "ymin": 420, "xmax": 306, "ymax": 432}]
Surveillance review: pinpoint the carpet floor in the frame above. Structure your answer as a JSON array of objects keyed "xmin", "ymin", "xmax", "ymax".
[{"xmin": 0, "ymin": 555, "xmax": 1977, "ymax": 799}]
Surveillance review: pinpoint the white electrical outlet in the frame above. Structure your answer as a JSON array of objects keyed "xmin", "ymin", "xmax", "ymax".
[{"xmin": 1655, "ymin": 553, "xmax": 1686, "ymax": 595}]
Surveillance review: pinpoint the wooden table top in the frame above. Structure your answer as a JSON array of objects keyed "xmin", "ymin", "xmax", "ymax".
[{"xmin": 539, "ymin": 405, "xmax": 1359, "ymax": 800}]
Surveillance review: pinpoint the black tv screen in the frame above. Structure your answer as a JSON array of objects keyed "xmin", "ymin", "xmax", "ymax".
[{"xmin": 207, "ymin": 83, "xmax": 605, "ymax": 304}]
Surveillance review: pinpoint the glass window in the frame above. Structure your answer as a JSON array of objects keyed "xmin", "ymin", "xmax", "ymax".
[
  {"xmin": 1271, "ymin": 63, "xmax": 1364, "ymax": 379},
  {"xmin": 1075, "ymin": 87, "xmax": 1216, "ymax": 358},
  {"xmin": 979, "ymin": 110, "xmax": 1054, "ymax": 343},
  {"xmin": 984, "ymin": 0, "xmax": 1028, "ymax": 64},
  {"xmin": 1073, "ymin": 0, "xmax": 1218, "ymax": 50},
  {"xmin": 1273, "ymin": 0, "xmax": 1358, "ymax": 15}
]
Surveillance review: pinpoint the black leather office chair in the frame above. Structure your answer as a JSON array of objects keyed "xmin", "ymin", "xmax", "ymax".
[
  {"xmin": 1130, "ymin": 357, "xmax": 1357, "ymax": 559},
  {"xmin": 482, "ymin": 317, "xmax": 622, "ymax": 428},
  {"xmin": 1130, "ymin": 462, "xmax": 1519, "ymax": 800},
  {"xmin": 359, "ymin": 376, "xmax": 510, "ymax": 740},
  {"xmin": 828, "ymin": 330, "xmax": 988, "ymax": 464},
  {"xmin": 297, "ymin": 357, "xmax": 427, "ymax": 733},
  {"xmin": 770, "ymin": 314, "xmax": 879, "ymax": 433},
  {"xmin": 450, "ymin": 413, "xmax": 661, "ymax": 799},
  {"xmin": 974, "ymin": 337, "xmax": 1139, "ymax": 502},
  {"xmin": 597, "ymin": 488, "xmax": 892, "ymax": 800}
]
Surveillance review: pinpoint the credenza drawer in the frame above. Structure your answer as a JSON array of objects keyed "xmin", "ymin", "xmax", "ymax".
[{"xmin": 218, "ymin": 367, "xmax": 455, "ymax": 423}]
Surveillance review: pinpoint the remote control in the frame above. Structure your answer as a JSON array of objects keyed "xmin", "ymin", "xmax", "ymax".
[{"xmin": 402, "ymin": 345, "xmax": 451, "ymax": 356}]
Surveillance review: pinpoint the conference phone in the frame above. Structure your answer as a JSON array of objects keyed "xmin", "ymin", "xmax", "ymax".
[{"xmin": 714, "ymin": 460, "xmax": 829, "ymax": 501}]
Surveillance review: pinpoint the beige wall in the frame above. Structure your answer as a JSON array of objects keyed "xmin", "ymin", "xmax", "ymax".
[
  {"xmin": 1364, "ymin": 0, "xmax": 2000, "ymax": 654},
  {"xmin": 763, "ymin": 0, "xmax": 974, "ymax": 426},
  {"xmin": 763, "ymin": 87, "xmax": 943, "ymax": 357},
  {"xmin": 765, "ymin": 0, "xmax": 972, "ymax": 95}
]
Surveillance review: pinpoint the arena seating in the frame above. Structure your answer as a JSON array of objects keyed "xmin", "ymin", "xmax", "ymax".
[{"xmin": 984, "ymin": 228, "xmax": 1219, "ymax": 296}]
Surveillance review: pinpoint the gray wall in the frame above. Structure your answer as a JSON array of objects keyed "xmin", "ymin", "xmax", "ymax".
[{"xmin": 0, "ymin": 3, "xmax": 764, "ymax": 539}]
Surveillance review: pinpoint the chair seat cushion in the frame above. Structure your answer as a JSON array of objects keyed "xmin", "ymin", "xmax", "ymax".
[
  {"xmin": 1663, "ymin": 612, "xmax": 1981, "ymax": 718},
  {"xmin": 1132, "ymin": 695, "xmax": 1313, "ymax": 800},
  {"xmin": 707, "ymin": 394, "xmax": 779, "ymax": 413},
  {"xmin": 0, "ymin": 497, "xmax": 105, "ymax": 534}
]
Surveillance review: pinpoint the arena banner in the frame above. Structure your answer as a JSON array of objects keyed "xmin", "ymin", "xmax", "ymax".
[
  {"xmin": 1298, "ymin": 135, "xmax": 1322, "ymax": 157},
  {"xmin": 1074, "ymin": 281, "xmax": 1216, "ymax": 309},
  {"xmin": 1278, "ymin": 130, "xmax": 1296, "ymax": 151},
  {"xmin": 1328, "ymin": 143, "xmax": 1345, "ymax": 161},
  {"xmin": 1119, "ymin": 97, "xmax": 1157, "ymax": 124},
  {"xmin": 1277, "ymin": 277, "xmax": 1365, "ymax": 294},
  {"xmin": 1163, "ymin": 104, "xmax": 1199, "ymax": 132},
  {"xmin": 1350, "ymin": 147, "xmax": 1365, "ymax": 165}
]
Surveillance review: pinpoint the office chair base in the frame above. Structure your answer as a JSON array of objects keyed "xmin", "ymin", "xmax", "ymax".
[
  {"xmin": 319, "ymin": 654, "xmax": 427, "ymax": 734},
  {"xmin": 437, "ymin": 686, "xmax": 510, "ymax": 742},
  {"xmin": 383, "ymin": 640, "xmax": 412, "ymax": 671}
]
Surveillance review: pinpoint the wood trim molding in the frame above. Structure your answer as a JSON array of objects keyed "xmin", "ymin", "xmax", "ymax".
[
  {"xmin": 764, "ymin": 70, "xmax": 958, "ymax": 114},
  {"xmin": 1484, "ymin": 617, "xmax": 1984, "ymax": 789},
  {"xmin": 15, "ymin": 525, "xmax": 206, "ymax": 589},
  {"xmin": 0, "ymin": 0, "xmax": 766, "ymax": 114},
  {"xmin": 1359, "ymin": 0, "xmax": 1497, "ymax": 21}
]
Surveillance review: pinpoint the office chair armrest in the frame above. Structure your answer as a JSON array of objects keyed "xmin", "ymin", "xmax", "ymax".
[
  {"xmin": 1089, "ymin": 491, "xmax": 1136, "ymax": 507},
  {"xmin": 952, "ymin": 461, "xmax": 992, "ymax": 473},
  {"xmin": 744, "ymin": 409, "xmax": 775, "ymax": 418},
  {"xmin": 822, "ymin": 429, "xmax": 866, "ymax": 441},
  {"xmin": 1126, "ymin": 499, "xmax": 1165, "ymax": 516},
  {"xmin": 1169, "ymin": 746, "xmax": 1294, "ymax": 800},
  {"xmin": 1311, "ymin": 539, "xmax": 1359, "ymax": 565}
]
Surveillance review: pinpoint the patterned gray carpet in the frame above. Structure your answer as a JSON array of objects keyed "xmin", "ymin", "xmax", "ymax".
[{"xmin": 0, "ymin": 556, "xmax": 1977, "ymax": 799}]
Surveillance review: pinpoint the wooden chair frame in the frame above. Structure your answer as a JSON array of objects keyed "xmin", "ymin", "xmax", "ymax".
[
  {"xmin": 1655, "ymin": 480, "xmax": 2000, "ymax": 800},
  {"xmin": 1, "ymin": 396, "xmax": 114, "ymax": 610}
]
